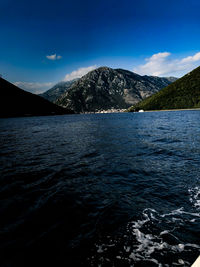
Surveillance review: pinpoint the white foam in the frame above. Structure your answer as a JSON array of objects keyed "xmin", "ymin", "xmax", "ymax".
[
  {"xmin": 160, "ymin": 230, "xmax": 170, "ymax": 235},
  {"xmin": 124, "ymin": 246, "xmax": 130, "ymax": 252},
  {"xmin": 160, "ymin": 207, "xmax": 184, "ymax": 217},
  {"xmin": 178, "ymin": 259, "xmax": 185, "ymax": 264},
  {"xmin": 189, "ymin": 186, "xmax": 200, "ymax": 210},
  {"xmin": 97, "ymin": 245, "xmax": 104, "ymax": 253},
  {"xmin": 91, "ymin": 187, "xmax": 200, "ymax": 266}
]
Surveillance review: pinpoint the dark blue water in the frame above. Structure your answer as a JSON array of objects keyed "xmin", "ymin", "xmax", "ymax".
[{"xmin": 0, "ymin": 111, "xmax": 200, "ymax": 267}]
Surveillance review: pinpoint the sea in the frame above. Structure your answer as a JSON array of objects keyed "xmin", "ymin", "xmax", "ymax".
[{"xmin": 0, "ymin": 111, "xmax": 200, "ymax": 267}]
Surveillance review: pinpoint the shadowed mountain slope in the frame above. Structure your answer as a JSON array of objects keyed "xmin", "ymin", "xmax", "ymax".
[
  {"xmin": 0, "ymin": 77, "xmax": 74, "ymax": 118},
  {"xmin": 39, "ymin": 79, "xmax": 78, "ymax": 103},
  {"xmin": 128, "ymin": 66, "xmax": 200, "ymax": 111}
]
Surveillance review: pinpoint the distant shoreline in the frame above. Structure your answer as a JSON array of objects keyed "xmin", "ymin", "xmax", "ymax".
[
  {"xmin": 80, "ymin": 108, "xmax": 200, "ymax": 114},
  {"xmin": 142, "ymin": 108, "xmax": 200, "ymax": 112}
]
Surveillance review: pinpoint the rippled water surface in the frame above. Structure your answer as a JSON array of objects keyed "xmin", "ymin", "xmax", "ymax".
[{"xmin": 0, "ymin": 111, "xmax": 200, "ymax": 266}]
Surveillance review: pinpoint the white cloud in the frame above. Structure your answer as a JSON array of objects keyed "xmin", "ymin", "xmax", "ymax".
[
  {"xmin": 150, "ymin": 52, "xmax": 171, "ymax": 61},
  {"xmin": 14, "ymin": 65, "xmax": 98, "ymax": 94},
  {"xmin": 14, "ymin": 81, "xmax": 54, "ymax": 94},
  {"xmin": 133, "ymin": 52, "xmax": 200, "ymax": 77},
  {"xmin": 63, "ymin": 65, "xmax": 97, "ymax": 81},
  {"xmin": 181, "ymin": 52, "xmax": 200, "ymax": 63},
  {"xmin": 46, "ymin": 54, "xmax": 62, "ymax": 60}
]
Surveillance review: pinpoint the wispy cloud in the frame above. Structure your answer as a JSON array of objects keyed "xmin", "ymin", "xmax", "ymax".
[
  {"xmin": 63, "ymin": 65, "xmax": 97, "ymax": 81},
  {"xmin": 14, "ymin": 65, "xmax": 97, "ymax": 94},
  {"xmin": 46, "ymin": 54, "xmax": 62, "ymax": 60},
  {"xmin": 14, "ymin": 81, "xmax": 54, "ymax": 94},
  {"xmin": 133, "ymin": 52, "xmax": 200, "ymax": 77},
  {"xmin": 181, "ymin": 52, "xmax": 200, "ymax": 63}
]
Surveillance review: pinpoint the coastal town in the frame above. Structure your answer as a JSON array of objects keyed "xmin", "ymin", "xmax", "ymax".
[{"xmin": 84, "ymin": 108, "xmax": 127, "ymax": 114}]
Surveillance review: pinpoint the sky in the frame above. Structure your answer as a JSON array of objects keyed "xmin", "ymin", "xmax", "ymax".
[{"xmin": 0, "ymin": 0, "xmax": 200, "ymax": 93}]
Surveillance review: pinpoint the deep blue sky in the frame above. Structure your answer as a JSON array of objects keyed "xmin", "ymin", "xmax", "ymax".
[{"xmin": 0, "ymin": 0, "xmax": 200, "ymax": 93}]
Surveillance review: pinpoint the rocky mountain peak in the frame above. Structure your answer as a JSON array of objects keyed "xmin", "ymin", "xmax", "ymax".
[{"xmin": 55, "ymin": 66, "xmax": 177, "ymax": 113}]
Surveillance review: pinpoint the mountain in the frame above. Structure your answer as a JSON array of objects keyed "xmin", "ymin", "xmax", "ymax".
[
  {"xmin": 55, "ymin": 67, "xmax": 177, "ymax": 113},
  {"xmin": 0, "ymin": 77, "xmax": 74, "ymax": 118},
  {"xmin": 39, "ymin": 79, "xmax": 78, "ymax": 103},
  {"xmin": 128, "ymin": 66, "xmax": 200, "ymax": 112}
]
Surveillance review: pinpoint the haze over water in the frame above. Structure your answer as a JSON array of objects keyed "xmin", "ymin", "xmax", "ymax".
[{"xmin": 0, "ymin": 111, "xmax": 200, "ymax": 266}]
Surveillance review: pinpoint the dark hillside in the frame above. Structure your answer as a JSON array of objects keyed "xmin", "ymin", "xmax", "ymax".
[
  {"xmin": 0, "ymin": 77, "xmax": 74, "ymax": 117},
  {"xmin": 128, "ymin": 66, "xmax": 200, "ymax": 111}
]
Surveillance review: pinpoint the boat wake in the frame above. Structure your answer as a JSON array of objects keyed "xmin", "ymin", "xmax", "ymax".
[{"xmin": 89, "ymin": 187, "xmax": 200, "ymax": 266}]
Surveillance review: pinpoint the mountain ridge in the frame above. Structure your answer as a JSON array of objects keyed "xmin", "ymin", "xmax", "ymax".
[
  {"xmin": 128, "ymin": 66, "xmax": 200, "ymax": 111},
  {"xmin": 55, "ymin": 66, "xmax": 177, "ymax": 113},
  {"xmin": 39, "ymin": 79, "xmax": 78, "ymax": 103}
]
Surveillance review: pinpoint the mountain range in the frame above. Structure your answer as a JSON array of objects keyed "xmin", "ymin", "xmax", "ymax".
[
  {"xmin": 39, "ymin": 79, "xmax": 78, "ymax": 103},
  {"xmin": 128, "ymin": 66, "xmax": 200, "ymax": 111},
  {"xmin": 49, "ymin": 67, "xmax": 177, "ymax": 113},
  {"xmin": 0, "ymin": 77, "xmax": 74, "ymax": 118},
  {"xmin": 2, "ymin": 64, "xmax": 200, "ymax": 117}
]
